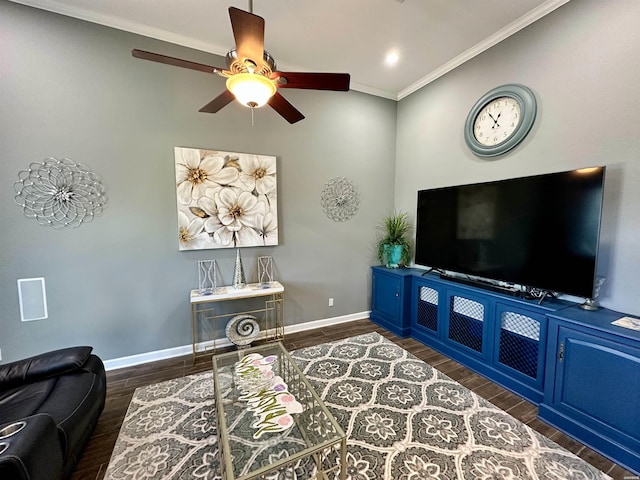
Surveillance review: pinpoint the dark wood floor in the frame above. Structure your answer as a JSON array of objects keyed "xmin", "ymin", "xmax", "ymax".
[{"xmin": 71, "ymin": 319, "xmax": 635, "ymax": 480}]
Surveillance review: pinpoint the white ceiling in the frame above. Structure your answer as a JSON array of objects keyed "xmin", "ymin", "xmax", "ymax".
[{"xmin": 11, "ymin": 0, "xmax": 570, "ymax": 100}]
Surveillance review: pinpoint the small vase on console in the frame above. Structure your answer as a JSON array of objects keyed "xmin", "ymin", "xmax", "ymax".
[{"xmin": 232, "ymin": 248, "xmax": 246, "ymax": 289}]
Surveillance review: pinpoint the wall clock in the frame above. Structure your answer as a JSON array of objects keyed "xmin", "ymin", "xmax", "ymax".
[{"xmin": 464, "ymin": 84, "xmax": 537, "ymax": 158}]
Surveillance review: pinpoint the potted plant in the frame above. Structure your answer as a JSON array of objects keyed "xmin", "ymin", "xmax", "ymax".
[{"xmin": 376, "ymin": 211, "xmax": 413, "ymax": 268}]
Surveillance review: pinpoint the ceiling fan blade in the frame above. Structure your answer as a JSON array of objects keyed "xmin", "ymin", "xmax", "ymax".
[
  {"xmin": 228, "ymin": 7, "xmax": 265, "ymax": 69},
  {"xmin": 199, "ymin": 90, "xmax": 236, "ymax": 113},
  {"xmin": 132, "ymin": 49, "xmax": 223, "ymax": 74},
  {"xmin": 268, "ymin": 92, "xmax": 305, "ymax": 124},
  {"xmin": 275, "ymin": 72, "xmax": 351, "ymax": 91}
]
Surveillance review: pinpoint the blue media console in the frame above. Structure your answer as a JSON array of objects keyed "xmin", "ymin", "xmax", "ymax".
[{"xmin": 369, "ymin": 266, "xmax": 640, "ymax": 475}]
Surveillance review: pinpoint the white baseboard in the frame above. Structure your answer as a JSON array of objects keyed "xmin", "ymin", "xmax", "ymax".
[{"xmin": 103, "ymin": 311, "xmax": 370, "ymax": 371}]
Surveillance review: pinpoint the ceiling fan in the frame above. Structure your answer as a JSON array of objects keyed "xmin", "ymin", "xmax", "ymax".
[{"xmin": 132, "ymin": 5, "xmax": 350, "ymax": 124}]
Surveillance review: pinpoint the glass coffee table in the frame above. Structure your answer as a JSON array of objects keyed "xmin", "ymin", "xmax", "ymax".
[{"xmin": 212, "ymin": 342, "xmax": 346, "ymax": 480}]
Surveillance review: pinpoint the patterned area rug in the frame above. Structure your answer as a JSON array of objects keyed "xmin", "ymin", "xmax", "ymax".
[{"xmin": 104, "ymin": 332, "xmax": 611, "ymax": 479}]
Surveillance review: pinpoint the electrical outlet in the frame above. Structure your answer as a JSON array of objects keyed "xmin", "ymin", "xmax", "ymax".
[{"xmin": 329, "ymin": 298, "xmax": 334, "ymax": 307}]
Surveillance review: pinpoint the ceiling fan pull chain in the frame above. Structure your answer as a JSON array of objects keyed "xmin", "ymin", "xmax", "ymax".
[{"xmin": 251, "ymin": 106, "xmax": 255, "ymax": 127}]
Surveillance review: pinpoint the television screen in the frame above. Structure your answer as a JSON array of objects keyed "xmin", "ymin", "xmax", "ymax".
[{"xmin": 415, "ymin": 167, "xmax": 605, "ymax": 298}]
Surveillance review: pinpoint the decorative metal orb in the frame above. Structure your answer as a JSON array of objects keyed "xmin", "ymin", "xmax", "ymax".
[{"xmin": 320, "ymin": 177, "xmax": 360, "ymax": 222}]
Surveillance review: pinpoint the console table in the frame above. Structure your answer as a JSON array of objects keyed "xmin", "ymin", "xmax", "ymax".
[
  {"xmin": 370, "ymin": 266, "xmax": 640, "ymax": 474},
  {"xmin": 190, "ymin": 281, "xmax": 284, "ymax": 360}
]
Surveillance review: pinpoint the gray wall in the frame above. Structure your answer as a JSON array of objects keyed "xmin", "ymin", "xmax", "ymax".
[
  {"xmin": 0, "ymin": 2, "xmax": 397, "ymax": 363},
  {"xmin": 396, "ymin": 0, "xmax": 640, "ymax": 315}
]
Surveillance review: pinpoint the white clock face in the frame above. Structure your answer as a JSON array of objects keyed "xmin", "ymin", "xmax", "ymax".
[{"xmin": 473, "ymin": 96, "xmax": 521, "ymax": 147}]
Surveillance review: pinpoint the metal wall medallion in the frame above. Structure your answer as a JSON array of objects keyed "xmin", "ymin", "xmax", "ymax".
[
  {"xmin": 14, "ymin": 157, "xmax": 107, "ymax": 228},
  {"xmin": 320, "ymin": 177, "xmax": 360, "ymax": 222}
]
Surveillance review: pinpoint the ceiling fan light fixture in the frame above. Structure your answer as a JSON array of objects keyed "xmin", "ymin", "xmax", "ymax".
[{"xmin": 226, "ymin": 73, "xmax": 276, "ymax": 108}]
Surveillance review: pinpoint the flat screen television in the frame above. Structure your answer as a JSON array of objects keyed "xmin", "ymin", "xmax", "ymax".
[{"xmin": 415, "ymin": 167, "xmax": 605, "ymax": 298}]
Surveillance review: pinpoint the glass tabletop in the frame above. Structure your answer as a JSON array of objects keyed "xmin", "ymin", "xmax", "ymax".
[{"xmin": 212, "ymin": 342, "xmax": 345, "ymax": 480}]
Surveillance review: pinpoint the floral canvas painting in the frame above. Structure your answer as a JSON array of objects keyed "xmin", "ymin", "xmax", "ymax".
[{"xmin": 174, "ymin": 147, "xmax": 278, "ymax": 250}]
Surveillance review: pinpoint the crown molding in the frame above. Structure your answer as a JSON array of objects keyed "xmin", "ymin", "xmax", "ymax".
[
  {"xmin": 11, "ymin": 0, "xmax": 570, "ymax": 102},
  {"xmin": 349, "ymin": 82, "xmax": 397, "ymax": 101},
  {"xmin": 398, "ymin": 0, "xmax": 571, "ymax": 100},
  {"xmin": 10, "ymin": 0, "xmax": 230, "ymax": 56},
  {"xmin": 10, "ymin": 0, "xmax": 397, "ymax": 99}
]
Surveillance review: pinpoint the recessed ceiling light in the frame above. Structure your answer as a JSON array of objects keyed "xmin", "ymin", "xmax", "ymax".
[{"xmin": 385, "ymin": 52, "xmax": 400, "ymax": 66}]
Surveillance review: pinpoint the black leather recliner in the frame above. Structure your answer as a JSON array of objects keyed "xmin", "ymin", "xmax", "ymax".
[{"xmin": 0, "ymin": 346, "xmax": 106, "ymax": 480}]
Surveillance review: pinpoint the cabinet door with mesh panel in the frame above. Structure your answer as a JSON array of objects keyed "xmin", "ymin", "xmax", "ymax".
[
  {"xmin": 445, "ymin": 291, "xmax": 490, "ymax": 357},
  {"xmin": 413, "ymin": 282, "xmax": 442, "ymax": 336},
  {"xmin": 494, "ymin": 303, "xmax": 546, "ymax": 388}
]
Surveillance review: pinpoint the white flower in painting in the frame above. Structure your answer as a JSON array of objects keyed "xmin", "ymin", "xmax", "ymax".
[
  {"xmin": 255, "ymin": 211, "xmax": 278, "ymax": 244},
  {"xmin": 197, "ymin": 191, "xmax": 224, "ymax": 236},
  {"xmin": 363, "ymin": 412, "xmax": 396, "ymax": 440},
  {"xmin": 237, "ymin": 155, "xmax": 276, "ymax": 195},
  {"xmin": 400, "ymin": 454, "xmax": 443, "ymax": 480},
  {"xmin": 214, "ymin": 188, "xmax": 265, "ymax": 246},
  {"xmin": 175, "ymin": 149, "xmax": 239, "ymax": 205},
  {"xmin": 178, "ymin": 211, "xmax": 209, "ymax": 249}
]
